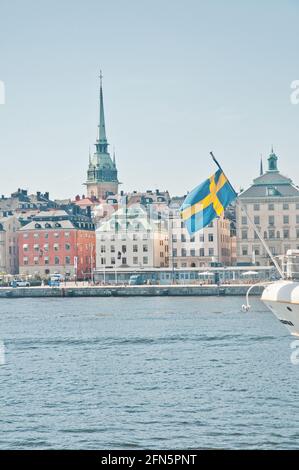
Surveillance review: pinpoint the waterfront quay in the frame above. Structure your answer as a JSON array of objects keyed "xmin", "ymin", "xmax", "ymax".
[{"xmin": 0, "ymin": 283, "xmax": 263, "ymax": 298}]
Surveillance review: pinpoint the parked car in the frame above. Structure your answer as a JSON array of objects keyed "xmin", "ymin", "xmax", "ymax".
[
  {"xmin": 49, "ymin": 273, "xmax": 64, "ymax": 287},
  {"xmin": 10, "ymin": 280, "xmax": 30, "ymax": 287}
]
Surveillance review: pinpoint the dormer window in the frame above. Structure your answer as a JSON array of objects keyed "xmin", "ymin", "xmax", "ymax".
[{"xmin": 267, "ymin": 186, "xmax": 279, "ymax": 196}]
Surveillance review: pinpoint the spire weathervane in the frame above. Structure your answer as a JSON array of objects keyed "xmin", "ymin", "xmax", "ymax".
[{"xmin": 99, "ymin": 70, "xmax": 103, "ymax": 87}]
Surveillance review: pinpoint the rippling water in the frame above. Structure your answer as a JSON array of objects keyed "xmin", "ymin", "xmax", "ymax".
[{"xmin": 0, "ymin": 296, "xmax": 298, "ymax": 449}]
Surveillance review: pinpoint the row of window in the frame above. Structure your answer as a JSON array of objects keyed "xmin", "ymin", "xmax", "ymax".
[
  {"xmin": 240, "ymin": 245, "xmax": 299, "ymax": 256},
  {"xmin": 99, "ymin": 233, "xmax": 151, "ymax": 241},
  {"xmin": 171, "ymin": 221, "xmax": 214, "ymax": 229},
  {"xmin": 241, "ymin": 215, "xmax": 299, "ymax": 225},
  {"xmin": 23, "ymin": 256, "xmax": 72, "ymax": 265},
  {"xmin": 23, "ymin": 243, "xmax": 71, "ymax": 252},
  {"xmin": 100, "ymin": 256, "xmax": 149, "ymax": 265},
  {"xmin": 23, "ymin": 256, "xmax": 92, "ymax": 266},
  {"xmin": 250, "ymin": 203, "xmax": 299, "ymax": 211},
  {"xmin": 241, "ymin": 229, "xmax": 295, "ymax": 240},
  {"xmin": 108, "ymin": 222, "xmax": 147, "ymax": 232},
  {"xmin": 100, "ymin": 244, "xmax": 150, "ymax": 253},
  {"xmin": 99, "ymin": 231, "xmax": 226, "ymax": 243},
  {"xmin": 172, "ymin": 248, "xmax": 215, "ymax": 257},
  {"xmin": 23, "ymin": 232, "xmax": 70, "ymax": 239},
  {"xmin": 172, "ymin": 233, "xmax": 214, "ymax": 243}
]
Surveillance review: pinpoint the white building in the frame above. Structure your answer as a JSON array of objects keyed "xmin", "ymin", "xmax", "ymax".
[
  {"xmin": 169, "ymin": 206, "xmax": 233, "ymax": 268},
  {"xmin": 237, "ymin": 150, "xmax": 299, "ymax": 265},
  {"xmin": 0, "ymin": 215, "xmax": 20, "ymax": 275},
  {"xmin": 96, "ymin": 205, "xmax": 169, "ymax": 269}
]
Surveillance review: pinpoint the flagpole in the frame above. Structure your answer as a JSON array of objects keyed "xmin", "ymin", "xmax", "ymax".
[
  {"xmin": 210, "ymin": 151, "xmax": 284, "ymax": 279},
  {"xmin": 210, "ymin": 151, "xmax": 238, "ymax": 197}
]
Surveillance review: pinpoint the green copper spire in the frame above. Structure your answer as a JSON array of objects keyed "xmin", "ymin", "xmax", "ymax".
[
  {"xmin": 96, "ymin": 70, "xmax": 108, "ymax": 153},
  {"xmin": 86, "ymin": 72, "xmax": 119, "ymax": 197},
  {"xmin": 267, "ymin": 146, "xmax": 278, "ymax": 172}
]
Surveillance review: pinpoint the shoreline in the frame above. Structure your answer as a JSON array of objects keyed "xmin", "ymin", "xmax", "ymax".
[{"xmin": 0, "ymin": 284, "xmax": 264, "ymax": 298}]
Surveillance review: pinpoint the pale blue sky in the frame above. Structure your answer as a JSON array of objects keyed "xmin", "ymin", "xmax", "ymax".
[{"xmin": 0, "ymin": 0, "xmax": 299, "ymax": 199}]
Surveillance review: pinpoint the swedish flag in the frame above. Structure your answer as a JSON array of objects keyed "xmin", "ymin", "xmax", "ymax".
[{"xmin": 180, "ymin": 166, "xmax": 237, "ymax": 235}]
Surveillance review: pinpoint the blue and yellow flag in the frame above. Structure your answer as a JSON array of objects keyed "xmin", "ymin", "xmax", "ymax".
[{"xmin": 180, "ymin": 167, "xmax": 237, "ymax": 235}]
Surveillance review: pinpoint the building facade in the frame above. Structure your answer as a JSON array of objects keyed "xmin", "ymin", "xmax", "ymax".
[
  {"xmin": 96, "ymin": 205, "xmax": 169, "ymax": 269},
  {"xmin": 169, "ymin": 208, "xmax": 233, "ymax": 268},
  {"xmin": 236, "ymin": 149, "xmax": 299, "ymax": 265},
  {"xmin": 18, "ymin": 210, "xmax": 95, "ymax": 279},
  {"xmin": 86, "ymin": 73, "xmax": 119, "ymax": 200},
  {"xmin": 0, "ymin": 215, "xmax": 20, "ymax": 274}
]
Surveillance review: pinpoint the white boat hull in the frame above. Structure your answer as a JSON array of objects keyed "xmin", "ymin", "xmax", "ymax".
[{"xmin": 261, "ymin": 280, "xmax": 299, "ymax": 336}]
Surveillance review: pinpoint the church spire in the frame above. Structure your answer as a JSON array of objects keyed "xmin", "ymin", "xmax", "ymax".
[
  {"xmin": 86, "ymin": 72, "xmax": 119, "ymax": 200},
  {"xmin": 96, "ymin": 70, "xmax": 108, "ymax": 153},
  {"xmin": 260, "ymin": 154, "xmax": 263, "ymax": 176}
]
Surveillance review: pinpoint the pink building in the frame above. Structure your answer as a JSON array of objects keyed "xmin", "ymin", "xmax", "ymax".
[{"xmin": 18, "ymin": 210, "xmax": 95, "ymax": 280}]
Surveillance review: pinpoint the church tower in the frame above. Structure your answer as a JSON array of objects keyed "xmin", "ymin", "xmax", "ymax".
[{"xmin": 86, "ymin": 72, "xmax": 119, "ymax": 199}]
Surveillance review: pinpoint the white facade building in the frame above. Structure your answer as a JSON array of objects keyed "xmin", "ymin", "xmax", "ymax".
[
  {"xmin": 96, "ymin": 205, "xmax": 169, "ymax": 269},
  {"xmin": 237, "ymin": 150, "xmax": 299, "ymax": 265}
]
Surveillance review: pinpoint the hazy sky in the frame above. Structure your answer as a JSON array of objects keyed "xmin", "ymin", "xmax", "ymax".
[{"xmin": 1, "ymin": 0, "xmax": 299, "ymax": 199}]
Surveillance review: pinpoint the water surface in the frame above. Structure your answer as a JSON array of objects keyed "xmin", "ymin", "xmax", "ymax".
[{"xmin": 0, "ymin": 296, "xmax": 297, "ymax": 449}]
